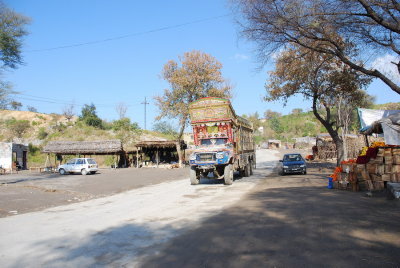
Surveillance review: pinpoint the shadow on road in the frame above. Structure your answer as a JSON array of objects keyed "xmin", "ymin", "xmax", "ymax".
[{"xmin": 137, "ymin": 186, "xmax": 400, "ymax": 267}]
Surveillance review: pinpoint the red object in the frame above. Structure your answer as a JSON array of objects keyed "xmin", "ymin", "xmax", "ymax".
[
  {"xmin": 366, "ymin": 147, "xmax": 378, "ymax": 158},
  {"xmin": 356, "ymin": 155, "xmax": 370, "ymax": 164}
]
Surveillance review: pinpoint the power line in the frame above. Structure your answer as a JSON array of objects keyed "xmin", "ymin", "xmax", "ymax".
[
  {"xmin": 27, "ymin": 14, "xmax": 231, "ymax": 53},
  {"xmin": 15, "ymin": 93, "xmax": 141, "ymax": 107}
]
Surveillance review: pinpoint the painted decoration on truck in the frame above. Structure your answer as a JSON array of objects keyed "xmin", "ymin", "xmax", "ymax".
[
  {"xmin": 189, "ymin": 97, "xmax": 229, "ymax": 108},
  {"xmin": 190, "ymin": 106, "xmax": 231, "ymax": 122}
]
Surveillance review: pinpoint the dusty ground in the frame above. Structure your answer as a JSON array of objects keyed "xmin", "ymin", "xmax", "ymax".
[
  {"xmin": 0, "ymin": 149, "xmax": 399, "ymax": 268},
  {"xmin": 0, "ymin": 167, "xmax": 189, "ymax": 217}
]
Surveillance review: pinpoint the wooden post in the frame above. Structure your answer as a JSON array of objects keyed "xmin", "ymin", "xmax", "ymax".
[
  {"xmin": 136, "ymin": 148, "xmax": 139, "ymax": 168},
  {"xmin": 364, "ymin": 135, "xmax": 369, "ymax": 147},
  {"xmin": 156, "ymin": 149, "xmax": 159, "ymax": 167}
]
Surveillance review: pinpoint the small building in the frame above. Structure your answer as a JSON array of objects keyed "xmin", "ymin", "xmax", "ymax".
[
  {"xmin": 267, "ymin": 139, "xmax": 281, "ymax": 149},
  {"xmin": 293, "ymin": 136, "xmax": 316, "ymax": 149},
  {"xmin": 42, "ymin": 140, "xmax": 124, "ymax": 167},
  {"xmin": 0, "ymin": 142, "xmax": 28, "ymax": 170},
  {"xmin": 135, "ymin": 140, "xmax": 187, "ymax": 167}
]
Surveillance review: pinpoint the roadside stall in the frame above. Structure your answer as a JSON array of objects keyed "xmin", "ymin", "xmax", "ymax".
[{"xmin": 330, "ymin": 110, "xmax": 400, "ymax": 197}]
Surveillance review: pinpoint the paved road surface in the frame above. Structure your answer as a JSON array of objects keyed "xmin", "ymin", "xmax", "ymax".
[
  {"xmin": 0, "ymin": 149, "xmax": 280, "ymax": 267},
  {"xmin": 1, "ymin": 149, "xmax": 399, "ymax": 267}
]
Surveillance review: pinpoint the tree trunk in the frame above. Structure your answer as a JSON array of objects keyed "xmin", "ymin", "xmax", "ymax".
[
  {"xmin": 312, "ymin": 94, "xmax": 344, "ymax": 166},
  {"xmin": 176, "ymin": 116, "xmax": 187, "ymax": 168}
]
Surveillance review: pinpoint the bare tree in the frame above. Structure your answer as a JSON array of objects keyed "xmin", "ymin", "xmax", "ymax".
[
  {"xmin": 62, "ymin": 104, "xmax": 75, "ymax": 122},
  {"xmin": 115, "ymin": 102, "xmax": 128, "ymax": 119},
  {"xmin": 232, "ymin": 0, "xmax": 400, "ymax": 94}
]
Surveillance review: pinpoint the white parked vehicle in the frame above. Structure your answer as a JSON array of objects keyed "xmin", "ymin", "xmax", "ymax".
[{"xmin": 57, "ymin": 158, "xmax": 98, "ymax": 175}]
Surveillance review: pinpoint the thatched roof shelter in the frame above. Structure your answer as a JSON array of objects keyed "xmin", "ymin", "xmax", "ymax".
[
  {"xmin": 135, "ymin": 140, "xmax": 186, "ymax": 149},
  {"xmin": 42, "ymin": 140, "xmax": 123, "ymax": 155}
]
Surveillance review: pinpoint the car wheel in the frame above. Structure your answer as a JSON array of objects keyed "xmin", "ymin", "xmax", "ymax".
[
  {"xmin": 59, "ymin": 168, "xmax": 66, "ymax": 175},
  {"xmin": 303, "ymin": 170, "xmax": 307, "ymax": 175},
  {"xmin": 81, "ymin": 169, "xmax": 88, "ymax": 175}
]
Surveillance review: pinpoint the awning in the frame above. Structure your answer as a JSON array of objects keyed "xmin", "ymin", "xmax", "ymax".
[{"xmin": 358, "ymin": 108, "xmax": 400, "ymax": 145}]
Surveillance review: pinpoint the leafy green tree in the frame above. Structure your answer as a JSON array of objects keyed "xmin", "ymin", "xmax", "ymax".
[
  {"xmin": 37, "ymin": 127, "xmax": 48, "ymax": 140},
  {"xmin": 152, "ymin": 121, "xmax": 178, "ymax": 136},
  {"xmin": 27, "ymin": 106, "xmax": 37, "ymax": 112},
  {"xmin": 6, "ymin": 118, "xmax": 30, "ymax": 138},
  {"xmin": 270, "ymin": 117, "xmax": 283, "ymax": 134},
  {"xmin": 266, "ymin": 45, "xmax": 372, "ymax": 164},
  {"xmin": 10, "ymin": 100, "xmax": 22, "ymax": 110},
  {"xmin": 155, "ymin": 50, "xmax": 232, "ymax": 166},
  {"xmin": 291, "ymin": 108, "xmax": 303, "ymax": 115},
  {"xmin": 264, "ymin": 109, "xmax": 281, "ymax": 120},
  {"xmin": 79, "ymin": 103, "xmax": 103, "ymax": 128},
  {"xmin": 112, "ymin": 118, "xmax": 139, "ymax": 132},
  {"xmin": 0, "ymin": 3, "xmax": 30, "ymax": 69},
  {"xmin": 0, "ymin": 3, "xmax": 30, "ymax": 108}
]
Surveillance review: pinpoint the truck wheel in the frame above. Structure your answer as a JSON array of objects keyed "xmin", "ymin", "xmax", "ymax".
[
  {"xmin": 244, "ymin": 163, "xmax": 250, "ymax": 177},
  {"xmin": 190, "ymin": 167, "xmax": 200, "ymax": 185},
  {"xmin": 224, "ymin": 164, "xmax": 233, "ymax": 185}
]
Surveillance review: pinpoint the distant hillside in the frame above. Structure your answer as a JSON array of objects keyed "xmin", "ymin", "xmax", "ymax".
[
  {"xmin": 254, "ymin": 102, "xmax": 400, "ymax": 144},
  {"xmin": 372, "ymin": 102, "xmax": 400, "ymax": 110},
  {"xmin": 0, "ymin": 110, "xmax": 78, "ymax": 144},
  {"xmin": 0, "ymin": 109, "xmax": 174, "ymax": 166}
]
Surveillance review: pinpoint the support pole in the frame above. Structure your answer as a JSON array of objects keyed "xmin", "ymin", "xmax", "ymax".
[
  {"xmin": 136, "ymin": 148, "xmax": 139, "ymax": 168},
  {"xmin": 364, "ymin": 135, "xmax": 369, "ymax": 147},
  {"xmin": 156, "ymin": 149, "xmax": 159, "ymax": 167}
]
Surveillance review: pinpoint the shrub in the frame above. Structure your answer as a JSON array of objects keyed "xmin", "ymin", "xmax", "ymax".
[{"xmin": 37, "ymin": 127, "xmax": 48, "ymax": 140}]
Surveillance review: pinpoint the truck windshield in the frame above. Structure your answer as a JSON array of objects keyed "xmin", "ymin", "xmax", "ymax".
[{"xmin": 200, "ymin": 138, "xmax": 227, "ymax": 146}]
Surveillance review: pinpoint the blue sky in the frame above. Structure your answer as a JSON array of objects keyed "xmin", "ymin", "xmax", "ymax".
[{"xmin": 5, "ymin": 0, "xmax": 400, "ymax": 130}]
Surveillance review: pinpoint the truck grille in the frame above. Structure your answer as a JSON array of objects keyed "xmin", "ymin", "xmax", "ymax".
[{"xmin": 196, "ymin": 153, "xmax": 216, "ymax": 162}]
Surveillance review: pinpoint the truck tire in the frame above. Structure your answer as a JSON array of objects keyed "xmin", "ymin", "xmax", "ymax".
[
  {"xmin": 224, "ymin": 164, "xmax": 233, "ymax": 185},
  {"xmin": 190, "ymin": 167, "xmax": 200, "ymax": 185},
  {"xmin": 244, "ymin": 163, "xmax": 250, "ymax": 177}
]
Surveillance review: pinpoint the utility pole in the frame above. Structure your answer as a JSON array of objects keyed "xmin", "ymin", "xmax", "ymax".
[{"xmin": 141, "ymin": 97, "xmax": 149, "ymax": 130}]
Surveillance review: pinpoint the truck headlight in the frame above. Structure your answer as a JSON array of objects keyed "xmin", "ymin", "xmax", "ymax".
[
  {"xmin": 300, "ymin": 165, "xmax": 305, "ymax": 167},
  {"xmin": 216, "ymin": 152, "xmax": 225, "ymax": 159},
  {"xmin": 190, "ymin": 154, "xmax": 197, "ymax": 160},
  {"xmin": 283, "ymin": 165, "xmax": 289, "ymax": 168}
]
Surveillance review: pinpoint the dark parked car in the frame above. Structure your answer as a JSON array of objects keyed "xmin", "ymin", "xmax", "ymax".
[{"xmin": 279, "ymin": 153, "xmax": 307, "ymax": 175}]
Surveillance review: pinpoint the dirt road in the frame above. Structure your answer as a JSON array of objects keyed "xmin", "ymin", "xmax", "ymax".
[{"xmin": 0, "ymin": 149, "xmax": 399, "ymax": 267}]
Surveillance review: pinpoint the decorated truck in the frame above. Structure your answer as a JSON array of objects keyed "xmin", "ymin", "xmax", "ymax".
[{"xmin": 188, "ymin": 97, "xmax": 255, "ymax": 185}]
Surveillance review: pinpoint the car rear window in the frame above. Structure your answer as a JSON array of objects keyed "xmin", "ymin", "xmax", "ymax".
[
  {"xmin": 87, "ymin": 159, "xmax": 97, "ymax": 164},
  {"xmin": 284, "ymin": 155, "xmax": 302, "ymax": 161}
]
